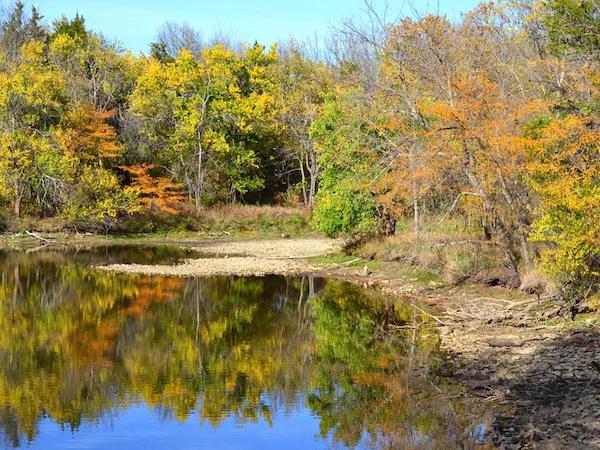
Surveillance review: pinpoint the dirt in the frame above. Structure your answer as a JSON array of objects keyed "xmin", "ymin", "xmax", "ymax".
[
  {"xmin": 340, "ymin": 269, "xmax": 600, "ymax": 450},
  {"xmin": 8, "ymin": 234, "xmax": 600, "ymax": 448}
]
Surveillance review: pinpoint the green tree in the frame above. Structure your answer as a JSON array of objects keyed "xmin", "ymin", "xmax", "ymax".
[
  {"xmin": 543, "ymin": 0, "xmax": 600, "ymax": 57},
  {"xmin": 311, "ymin": 93, "xmax": 380, "ymax": 236}
]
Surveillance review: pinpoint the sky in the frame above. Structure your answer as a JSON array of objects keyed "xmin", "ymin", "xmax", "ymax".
[{"xmin": 29, "ymin": 0, "xmax": 483, "ymax": 54}]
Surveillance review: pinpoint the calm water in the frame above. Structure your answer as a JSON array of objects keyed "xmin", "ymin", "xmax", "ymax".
[{"xmin": 0, "ymin": 246, "xmax": 493, "ymax": 449}]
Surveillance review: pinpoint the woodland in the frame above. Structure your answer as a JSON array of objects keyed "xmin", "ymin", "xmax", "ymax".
[{"xmin": 0, "ymin": 0, "xmax": 598, "ymax": 306}]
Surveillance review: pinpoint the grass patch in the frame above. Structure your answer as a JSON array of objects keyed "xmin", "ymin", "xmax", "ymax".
[
  {"xmin": 313, "ymin": 254, "xmax": 365, "ymax": 266},
  {"xmin": 199, "ymin": 205, "xmax": 312, "ymax": 236}
]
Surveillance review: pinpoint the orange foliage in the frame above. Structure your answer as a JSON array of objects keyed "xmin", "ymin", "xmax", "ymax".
[
  {"xmin": 120, "ymin": 164, "xmax": 187, "ymax": 215},
  {"xmin": 59, "ymin": 104, "xmax": 123, "ymax": 161},
  {"xmin": 123, "ymin": 276, "xmax": 185, "ymax": 317},
  {"xmin": 66, "ymin": 319, "xmax": 120, "ymax": 368}
]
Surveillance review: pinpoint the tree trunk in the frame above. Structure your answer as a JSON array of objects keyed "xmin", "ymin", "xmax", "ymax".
[
  {"xmin": 299, "ymin": 156, "xmax": 308, "ymax": 206},
  {"xmin": 412, "ymin": 185, "xmax": 420, "ymax": 236},
  {"xmin": 409, "ymin": 147, "xmax": 420, "ymax": 236},
  {"xmin": 14, "ymin": 187, "xmax": 21, "ymax": 217},
  {"xmin": 463, "ymin": 162, "xmax": 523, "ymax": 269},
  {"xmin": 195, "ymin": 133, "xmax": 204, "ymax": 209},
  {"xmin": 307, "ymin": 151, "xmax": 319, "ymax": 207}
]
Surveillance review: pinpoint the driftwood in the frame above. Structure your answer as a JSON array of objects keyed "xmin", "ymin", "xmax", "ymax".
[
  {"xmin": 429, "ymin": 239, "xmax": 495, "ymax": 249},
  {"xmin": 24, "ymin": 230, "xmax": 60, "ymax": 245},
  {"xmin": 410, "ymin": 303, "xmax": 446, "ymax": 325},
  {"xmin": 328, "ymin": 257, "xmax": 362, "ymax": 270}
]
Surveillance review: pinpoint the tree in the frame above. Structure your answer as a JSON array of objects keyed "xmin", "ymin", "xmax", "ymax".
[
  {"xmin": 49, "ymin": 17, "xmax": 139, "ymax": 110},
  {"xmin": 57, "ymin": 105, "xmax": 124, "ymax": 162},
  {"xmin": 311, "ymin": 93, "xmax": 381, "ymax": 237},
  {"xmin": 528, "ymin": 114, "xmax": 600, "ymax": 293},
  {"xmin": 130, "ymin": 43, "xmax": 281, "ymax": 207},
  {"xmin": 130, "ymin": 49, "xmax": 226, "ymax": 207},
  {"xmin": 61, "ymin": 166, "xmax": 137, "ymax": 227},
  {"xmin": 277, "ymin": 42, "xmax": 332, "ymax": 206},
  {"xmin": 120, "ymin": 164, "xmax": 185, "ymax": 215},
  {"xmin": 0, "ymin": 40, "xmax": 73, "ymax": 217},
  {"xmin": 153, "ymin": 22, "xmax": 203, "ymax": 59},
  {"xmin": 0, "ymin": 2, "xmax": 47, "ymax": 63},
  {"xmin": 543, "ymin": 0, "xmax": 600, "ymax": 58}
]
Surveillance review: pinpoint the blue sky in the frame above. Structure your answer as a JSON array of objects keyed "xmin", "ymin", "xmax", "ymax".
[{"xmin": 30, "ymin": 0, "xmax": 483, "ymax": 53}]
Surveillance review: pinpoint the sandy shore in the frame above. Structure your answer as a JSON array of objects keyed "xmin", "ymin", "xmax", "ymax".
[{"xmin": 98, "ymin": 237, "xmax": 339, "ymax": 277}]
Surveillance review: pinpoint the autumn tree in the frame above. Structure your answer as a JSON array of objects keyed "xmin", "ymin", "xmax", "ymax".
[
  {"xmin": 121, "ymin": 164, "xmax": 185, "ymax": 215},
  {"xmin": 525, "ymin": 0, "xmax": 600, "ymax": 301},
  {"xmin": 49, "ymin": 15, "xmax": 139, "ymax": 110},
  {"xmin": 57, "ymin": 105, "xmax": 124, "ymax": 162},
  {"xmin": 130, "ymin": 43, "xmax": 281, "ymax": 207},
  {"xmin": 0, "ymin": 40, "xmax": 74, "ymax": 217},
  {"xmin": 277, "ymin": 41, "xmax": 332, "ymax": 206},
  {"xmin": 528, "ymin": 115, "xmax": 600, "ymax": 296}
]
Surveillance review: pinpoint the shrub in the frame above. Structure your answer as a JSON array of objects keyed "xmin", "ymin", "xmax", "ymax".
[{"xmin": 312, "ymin": 189, "xmax": 380, "ymax": 237}]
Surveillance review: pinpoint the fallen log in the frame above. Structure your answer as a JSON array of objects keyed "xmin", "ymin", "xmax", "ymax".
[{"xmin": 24, "ymin": 230, "xmax": 59, "ymax": 245}]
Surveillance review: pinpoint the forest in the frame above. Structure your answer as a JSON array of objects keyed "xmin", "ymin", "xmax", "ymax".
[{"xmin": 0, "ymin": 0, "xmax": 598, "ymax": 305}]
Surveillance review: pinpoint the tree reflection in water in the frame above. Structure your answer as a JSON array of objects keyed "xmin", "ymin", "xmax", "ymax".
[{"xmin": 0, "ymin": 248, "xmax": 494, "ymax": 449}]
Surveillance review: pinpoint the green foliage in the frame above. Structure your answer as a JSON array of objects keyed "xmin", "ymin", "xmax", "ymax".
[
  {"xmin": 312, "ymin": 189, "xmax": 379, "ymax": 237},
  {"xmin": 543, "ymin": 0, "xmax": 600, "ymax": 57},
  {"xmin": 62, "ymin": 166, "xmax": 138, "ymax": 227},
  {"xmin": 52, "ymin": 14, "xmax": 88, "ymax": 42},
  {"xmin": 311, "ymin": 281, "xmax": 377, "ymax": 372},
  {"xmin": 310, "ymin": 94, "xmax": 381, "ymax": 237}
]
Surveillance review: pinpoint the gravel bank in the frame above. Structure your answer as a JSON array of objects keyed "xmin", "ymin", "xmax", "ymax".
[{"xmin": 98, "ymin": 237, "xmax": 339, "ymax": 277}]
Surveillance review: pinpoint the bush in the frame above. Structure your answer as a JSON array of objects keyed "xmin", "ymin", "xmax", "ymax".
[
  {"xmin": 61, "ymin": 167, "xmax": 138, "ymax": 231},
  {"xmin": 312, "ymin": 189, "xmax": 380, "ymax": 237}
]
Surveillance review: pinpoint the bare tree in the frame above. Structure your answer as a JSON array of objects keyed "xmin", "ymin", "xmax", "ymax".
[
  {"xmin": 0, "ymin": 1, "xmax": 47, "ymax": 62},
  {"xmin": 155, "ymin": 21, "xmax": 203, "ymax": 58}
]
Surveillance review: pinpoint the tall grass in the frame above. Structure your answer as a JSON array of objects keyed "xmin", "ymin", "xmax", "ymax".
[
  {"xmin": 356, "ymin": 216, "xmax": 508, "ymax": 285},
  {"xmin": 199, "ymin": 205, "xmax": 312, "ymax": 236}
]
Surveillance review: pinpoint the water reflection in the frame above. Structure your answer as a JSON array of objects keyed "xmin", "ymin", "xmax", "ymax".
[{"xmin": 0, "ymin": 249, "xmax": 493, "ymax": 449}]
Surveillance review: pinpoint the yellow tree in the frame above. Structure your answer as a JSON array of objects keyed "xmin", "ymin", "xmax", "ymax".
[
  {"xmin": 528, "ymin": 104, "xmax": 600, "ymax": 294},
  {"xmin": 130, "ymin": 43, "xmax": 281, "ymax": 207},
  {"xmin": 277, "ymin": 42, "xmax": 332, "ymax": 206},
  {"xmin": 0, "ymin": 40, "xmax": 74, "ymax": 217}
]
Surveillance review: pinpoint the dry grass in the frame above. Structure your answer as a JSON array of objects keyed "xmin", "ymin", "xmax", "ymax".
[
  {"xmin": 199, "ymin": 205, "xmax": 312, "ymax": 236},
  {"xmin": 201, "ymin": 205, "xmax": 309, "ymax": 221},
  {"xmin": 519, "ymin": 269, "xmax": 560, "ymax": 297},
  {"xmin": 356, "ymin": 217, "xmax": 507, "ymax": 285},
  {"xmin": 3, "ymin": 205, "xmax": 313, "ymax": 236}
]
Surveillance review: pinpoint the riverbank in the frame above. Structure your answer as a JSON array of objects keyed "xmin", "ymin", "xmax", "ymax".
[{"xmin": 2, "ymin": 233, "xmax": 598, "ymax": 448}]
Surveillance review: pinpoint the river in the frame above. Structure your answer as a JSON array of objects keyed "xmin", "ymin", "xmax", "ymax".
[{"xmin": 0, "ymin": 246, "xmax": 495, "ymax": 449}]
